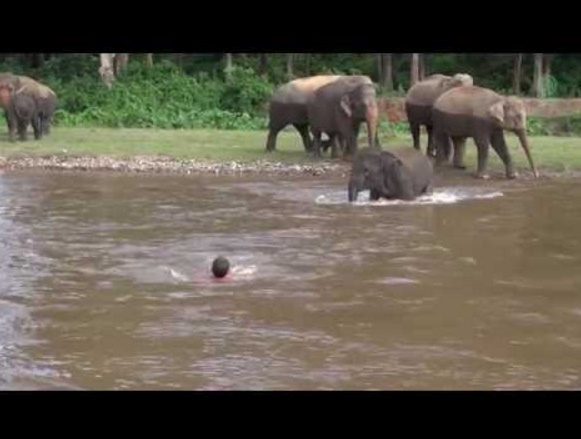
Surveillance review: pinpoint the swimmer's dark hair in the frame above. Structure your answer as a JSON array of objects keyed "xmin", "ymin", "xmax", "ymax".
[{"xmin": 212, "ymin": 256, "xmax": 230, "ymax": 278}]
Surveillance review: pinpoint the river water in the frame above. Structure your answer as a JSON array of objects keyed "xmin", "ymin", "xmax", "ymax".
[{"xmin": 0, "ymin": 169, "xmax": 580, "ymax": 390}]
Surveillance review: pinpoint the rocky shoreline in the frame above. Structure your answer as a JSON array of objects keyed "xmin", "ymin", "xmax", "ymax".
[{"xmin": 0, "ymin": 155, "xmax": 352, "ymax": 177}]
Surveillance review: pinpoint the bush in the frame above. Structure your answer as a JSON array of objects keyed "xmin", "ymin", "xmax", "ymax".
[{"xmin": 35, "ymin": 62, "xmax": 272, "ymax": 130}]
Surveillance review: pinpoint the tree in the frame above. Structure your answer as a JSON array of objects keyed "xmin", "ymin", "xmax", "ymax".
[
  {"xmin": 410, "ymin": 53, "xmax": 420, "ymax": 87},
  {"xmin": 99, "ymin": 53, "xmax": 116, "ymax": 88},
  {"xmin": 145, "ymin": 53, "xmax": 153, "ymax": 68},
  {"xmin": 419, "ymin": 54, "xmax": 426, "ymax": 80},
  {"xmin": 378, "ymin": 53, "xmax": 393, "ymax": 91},
  {"xmin": 259, "ymin": 53, "xmax": 268, "ymax": 75},
  {"xmin": 30, "ymin": 54, "xmax": 44, "ymax": 69},
  {"xmin": 224, "ymin": 53, "xmax": 233, "ymax": 79},
  {"xmin": 286, "ymin": 53, "xmax": 294, "ymax": 79},
  {"xmin": 533, "ymin": 53, "xmax": 544, "ymax": 98},
  {"xmin": 114, "ymin": 53, "xmax": 129, "ymax": 76},
  {"xmin": 513, "ymin": 53, "xmax": 523, "ymax": 95}
]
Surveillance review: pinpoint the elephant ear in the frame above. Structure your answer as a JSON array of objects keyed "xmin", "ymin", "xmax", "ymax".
[
  {"xmin": 487, "ymin": 101, "xmax": 505, "ymax": 125},
  {"xmin": 384, "ymin": 156, "xmax": 415, "ymax": 201},
  {"xmin": 340, "ymin": 95, "xmax": 352, "ymax": 117}
]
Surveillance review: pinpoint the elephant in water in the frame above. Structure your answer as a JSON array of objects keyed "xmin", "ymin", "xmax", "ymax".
[
  {"xmin": 432, "ymin": 85, "xmax": 538, "ymax": 179},
  {"xmin": 265, "ymin": 75, "xmax": 343, "ymax": 153},
  {"xmin": 404, "ymin": 73, "xmax": 473, "ymax": 157},
  {"xmin": 307, "ymin": 75, "xmax": 380, "ymax": 159},
  {"xmin": 348, "ymin": 146, "xmax": 434, "ymax": 202}
]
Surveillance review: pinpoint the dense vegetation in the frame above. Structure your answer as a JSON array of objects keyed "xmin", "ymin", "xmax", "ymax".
[{"xmin": 1, "ymin": 53, "xmax": 580, "ymax": 133}]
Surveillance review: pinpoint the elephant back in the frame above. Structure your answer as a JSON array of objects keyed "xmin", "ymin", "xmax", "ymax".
[
  {"xmin": 15, "ymin": 76, "xmax": 56, "ymax": 99},
  {"xmin": 405, "ymin": 75, "xmax": 452, "ymax": 106},
  {"xmin": 433, "ymin": 85, "xmax": 503, "ymax": 119},
  {"xmin": 288, "ymin": 75, "xmax": 344, "ymax": 93},
  {"xmin": 382, "ymin": 147, "xmax": 433, "ymax": 189},
  {"xmin": 271, "ymin": 75, "xmax": 343, "ymax": 106},
  {"xmin": 313, "ymin": 75, "xmax": 374, "ymax": 102}
]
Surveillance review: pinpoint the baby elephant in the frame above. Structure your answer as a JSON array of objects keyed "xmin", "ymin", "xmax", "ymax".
[{"xmin": 348, "ymin": 147, "xmax": 434, "ymax": 202}]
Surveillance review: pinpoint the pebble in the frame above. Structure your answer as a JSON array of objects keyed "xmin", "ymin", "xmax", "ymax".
[{"xmin": 0, "ymin": 156, "xmax": 351, "ymax": 177}]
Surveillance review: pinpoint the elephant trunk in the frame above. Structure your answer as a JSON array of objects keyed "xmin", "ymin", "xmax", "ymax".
[
  {"xmin": 348, "ymin": 179, "xmax": 360, "ymax": 202},
  {"xmin": 515, "ymin": 129, "xmax": 539, "ymax": 178},
  {"xmin": 365, "ymin": 103, "xmax": 379, "ymax": 148}
]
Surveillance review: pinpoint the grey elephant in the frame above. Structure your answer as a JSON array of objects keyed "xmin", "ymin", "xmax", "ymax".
[
  {"xmin": 0, "ymin": 81, "xmax": 41, "ymax": 141},
  {"xmin": 405, "ymin": 73, "xmax": 473, "ymax": 157},
  {"xmin": 265, "ymin": 75, "xmax": 343, "ymax": 153},
  {"xmin": 432, "ymin": 85, "xmax": 538, "ymax": 179},
  {"xmin": 0, "ymin": 73, "xmax": 57, "ymax": 138},
  {"xmin": 307, "ymin": 75, "xmax": 380, "ymax": 159},
  {"xmin": 348, "ymin": 146, "xmax": 434, "ymax": 202},
  {"xmin": 17, "ymin": 76, "xmax": 58, "ymax": 136}
]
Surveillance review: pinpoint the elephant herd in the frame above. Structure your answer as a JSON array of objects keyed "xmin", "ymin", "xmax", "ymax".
[
  {"xmin": 264, "ymin": 72, "xmax": 540, "ymax": 202},
  {"xmin": 265, "ymin": 75, "xmax": 380, "ymax": 159},
  {"xmin": 0, "ymin": 72, "xmax": 58, "ymax": 142}
]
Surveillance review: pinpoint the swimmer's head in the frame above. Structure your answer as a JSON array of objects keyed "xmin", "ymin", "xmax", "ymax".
[{"xmin": 211, "ymin": 256, "xmax": 230, "ymax": 278}]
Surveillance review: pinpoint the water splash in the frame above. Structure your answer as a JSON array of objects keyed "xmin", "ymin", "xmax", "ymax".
[{"xmin": 316, "ymin": 188, "xmax": 504, "ymax": 206}]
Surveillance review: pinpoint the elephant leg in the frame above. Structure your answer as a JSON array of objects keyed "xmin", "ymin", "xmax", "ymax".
[
  {"xmin": 426, "ymin": 125, "xmax": 436, "ymax": 157},
  {"xmin": 329, "ymin": 134, "xmax": 341, "ymax": 159},
  {"xmin": 434, "ymin": 129, "xmax": 451, "ymax": 166},
  {"xmin": 31, "ymin": 115, "xmax": 42, "ymax": 140},
  {"xmin": 452, "ymin": 137, "xmax": 467, "ymax": 169},
  {"xmin": 265, "ymin": 127, "xmax": 281, "ymax": 153},
  {"xmin": 410, "ymin": 121, "xmax": 421, "ymax": 150},
  {"xmin": 490, "ymin": 129, "xmax": 515, "ymax": 179},
  {"xmin": 369, "ymin": 188, "xmax": 381, "ymax": 201},
  {"xmin": 4, "ymin": 111, "xmax": 17, "ymax": 142},
  {"xmin": 16, "ymin": 118, "xmax": 28, "ymax": 141},
  {"xmin": 337, "ymin": 134, "xmax": 347, "ymax": 156},
  {"xmin": 40, "ymin": 115, "xmax": 50, "ymax": 136},
  {"xmin": 293, "ymin": 123, "xmax": 312, "ymax": 152},
  {"xmin": 473, "ymin": 135, "xmax": 491, "ymax": 179},
  {"xmin": 346, "ymin": 122, "xmax": 361, "ymax": 158},
  {"xmin": 311, "ymin": 129, "xmax": 323, "ymax": 159}
]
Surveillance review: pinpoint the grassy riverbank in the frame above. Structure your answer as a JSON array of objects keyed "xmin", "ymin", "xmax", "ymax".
[{"xmin": 0, "ymin": 127, "xmax": 580, "ymax": 175}]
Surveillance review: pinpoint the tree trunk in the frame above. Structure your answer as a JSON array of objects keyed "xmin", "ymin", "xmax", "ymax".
[
  {"xmin": 543, "ymin": 54, "xmax": 553, "ymax": 76},
  {"xmin": 410, "ymin": 53, "xmax": 420, "ymax": 86},
  {"xmin": 224, "ymin": 53, "xmax": 233, "ymax": 78},
  {"xmin": 114, "ymin": 53, "xmax": 129, "ymax": 76},
  {"xmin": 533, "ymin": 53, "xmax": 544, "ymax": 98},
  {"xmin": 259, "ymin": 53, "xmax": 268, "ymax": 75},
  {"xmin": 305, "ymin": 53, "xmax": 311, "ymax": 76},
  {"xmin": 99, "ymin": 53, "xmax": 116, "ymax": 88},
  {"xmin": 380, "ymin": 54, "xmax": 393, "ymax": 91},
  {"xmin": 513, "ymin": 53, "xmax": 522, "ymax": 95},
  {"xmin": 145, "ymin": 53, "xmax": 153, "ymax": 68},
  {"xmin": 31, "ymin": 54, "xmax": 44, "ymax": 69},
  {"xmin": 286, "ymin": 53, "xmax": 294, "ymax": 79},
  {"xmin": 419, "ymin": 54, "xmax": 426, "ymax": 80},
  {"xmin": 173, "ymin": 53, "xmax": 184, "ymax": 69}
]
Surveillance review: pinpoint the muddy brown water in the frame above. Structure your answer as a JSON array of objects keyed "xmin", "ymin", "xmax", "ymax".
[{"xmin": 0, "ymin": 169, "xmax": 580, "ymax": 390}]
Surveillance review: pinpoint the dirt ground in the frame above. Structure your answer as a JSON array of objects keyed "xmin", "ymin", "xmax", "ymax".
[{"xmin": 379, "ymin": 98, "xmax": 581, "ymax": 122}]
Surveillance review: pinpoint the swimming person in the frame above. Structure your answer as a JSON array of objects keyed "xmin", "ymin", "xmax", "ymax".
[{"xmin": 211, "ymin": 256, "xmax": 231, "ymax": 279}]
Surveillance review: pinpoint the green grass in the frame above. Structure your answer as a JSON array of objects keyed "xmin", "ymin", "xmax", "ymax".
[{"xmin": 0, "ymin": 127, "xmax": 581, "ymax": 173}]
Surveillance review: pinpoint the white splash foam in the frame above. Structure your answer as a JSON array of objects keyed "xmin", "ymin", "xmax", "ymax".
[
  {"xmin": 231, "ymin": 265, "xmax": 257, "ymax": 277},
  {"xmin": 316, "ymin": 188, "xmax": 504, "ymax": 206},
  {"xmin": 167, "ymin": 267, "xmax": 190, "ymax": 282}
]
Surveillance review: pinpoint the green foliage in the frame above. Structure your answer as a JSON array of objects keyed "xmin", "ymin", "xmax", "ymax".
[
  {"xmin": 542, "ymin": 75, "xmax": 559, "ymax": 98},
  {"xmin": 29, "ymin": 61, "xmax": 271, "ymax": 130},
  {"xmin": 220, "ymin": 66, "xmax": 275, "ymax": 114},
  {"xmin": 527, "ymin": 114, "xmax": 581, "ymax": 136}
]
